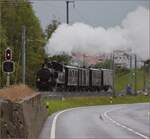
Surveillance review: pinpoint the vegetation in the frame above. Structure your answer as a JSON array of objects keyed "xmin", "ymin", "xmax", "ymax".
[
  {"xmin": 0, "ymin": 0, "xmax": 46, "ymax": 87},
  {"xmin": 46, "ymin": 95, "xmax": 150, "ymax": 115},
  {"xmin": 95, "ymin": 60, "xmax": 147, "ymax": 92},
  {"xmin": 0, "ymin": 0, "xmax": 149, "ymax": 92},
  {"xmin": 115, "ymin": 68, "xmax": 147, "ymax": 92},
  {"xmin": 95, "ymin": 59, "xmax": 113, "ymax": 69},
  {"xmin": 45, "ymin": 19, "xmax": 60, "ymax": 40},
  {"xmin": 48, "ymin": 53, "xmax": 72, "ymax": 65}
]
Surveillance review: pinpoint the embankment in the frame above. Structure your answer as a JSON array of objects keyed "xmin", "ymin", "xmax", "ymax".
[{"xmin": 0, "ymin": 85, "xmax": 47, "ymax": 139}]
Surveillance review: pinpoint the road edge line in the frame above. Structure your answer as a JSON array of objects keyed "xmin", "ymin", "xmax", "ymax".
[
  {"xmin": 50, "ymin": 108, "xmax": 76, "ymax": 139},
  {"xmin": 104, "ymin": 109, "xmax": 149, "ymax": 139}
]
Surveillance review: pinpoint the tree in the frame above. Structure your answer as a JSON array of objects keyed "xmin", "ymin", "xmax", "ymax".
[
  {"xmin": 48, "ymin": 53, "xmax": 72, "ymax": 65},
  {"xmin": 95, "ymin": 59, "xmax": 113, "ymax": 69},
  {"xmin": 0, "ymin": 25, "xmax": 8, "ymax": 87},
  {"xmin": 45, "ymin": 19, "xmax": 60, "ymax": 40},
  {"xmin": 0, "ymin": 0, "xmax": 45, "ymax": 87}
]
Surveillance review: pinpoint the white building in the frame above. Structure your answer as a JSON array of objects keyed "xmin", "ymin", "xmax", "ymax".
[{"xmin": 113, "ymin": 50, "xmax": 130, "ymax": 68}]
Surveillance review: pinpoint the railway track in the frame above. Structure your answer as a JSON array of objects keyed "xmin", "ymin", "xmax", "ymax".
[{"xmin": 38, "ymin": 90, "xmax": 113, "ymax": 99}]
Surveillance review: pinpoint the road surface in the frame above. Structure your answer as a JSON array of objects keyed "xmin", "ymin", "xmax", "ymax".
[{"xmin": 39, "ymin": 103, "xmax": 150, "ymax": 139}]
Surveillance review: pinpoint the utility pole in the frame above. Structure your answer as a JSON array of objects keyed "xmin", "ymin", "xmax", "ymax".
[
  {"xmin": 66, "ymin": 1, "xmax": 69, "ymax": 24},
  {"xmin": 134, "ymin": 54, "xmax": 137, "ymax": 95},
  {"xmin": 66, "ymin": 1, "xmax": 75, "ymax": 24},
  {"xmin": 143, "ymin": 61, "xmax": 146, "ymax": 91},
  {"xmin": 83, "ymin": 54, "xmax": 86, "ymax": 67},
  {"xmin": 0, "ymin": 3, "xmax": 2, "ymax": 88},
  {"xmin": 22, "ymin": 26, "xmax": 26, "ymax": 84},
  {"xmin": 130, "ymin": 55, "xmax": 132, "ymax": 69},
  {"xmin": 112, "ymin": 52, "xmax": 116, "ymax": 97},
  {"xmin": 144, "ymin": 59, "xmax": 150, "ymax": 92},
  {"xmin": 130, "ymin": 54, "xmax": 133, "ymax": 87}
]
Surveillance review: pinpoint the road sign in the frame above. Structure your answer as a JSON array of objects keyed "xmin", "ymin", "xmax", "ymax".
[
  {"xmin": 5, "ymin": 48, "xmax": 12, "ymax": 61},
  {"xmin": 2, "ymin": 61, "xmax": 15, "ymax": 73}
]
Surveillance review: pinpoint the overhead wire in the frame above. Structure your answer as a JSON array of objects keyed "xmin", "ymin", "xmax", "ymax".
[{"xmin": 73, "ymin": 6, "xmax": 89, "ymax": 23}]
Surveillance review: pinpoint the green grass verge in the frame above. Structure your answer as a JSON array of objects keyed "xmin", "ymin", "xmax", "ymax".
[
  {"xmin": 46, "ymin": 95, "xmax": 150, "ymax": 115},
  {"xmin": 115, "ymin": 69, "xmax": 147, "ymax": 92}
]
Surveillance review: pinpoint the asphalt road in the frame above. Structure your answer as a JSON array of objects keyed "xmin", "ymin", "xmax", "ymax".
[{"xmin": 39, "ymin": 103, "xmax": 150, "ymax": 139}]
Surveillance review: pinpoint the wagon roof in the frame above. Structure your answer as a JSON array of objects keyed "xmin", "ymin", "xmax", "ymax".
[
  {"xmin": 78, "ymin": 67, "xmax": 89, "ymax": 70},
  {"xmin": 101, "ymin": 68, "xmax": 113, "ymax": 71},
  {"xmin": 65, "ymin": 65, "xmax": 79, "ymax": 69},
  {"xmin": 90, "ymin": 68, "xmax": 101, "ymax": 71}
]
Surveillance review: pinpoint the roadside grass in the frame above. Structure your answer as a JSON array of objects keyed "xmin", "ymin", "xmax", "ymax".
[
  {"xmin": 45, "ymin": 69, "xmax": 149, "ymax": 115},
  {"xmin": 46, "ymin": 95, "xmax": 150, "ymax": 115},
  {"xmin": 115, "ymin": 69, "xmax": 145, "ymax": 92}
]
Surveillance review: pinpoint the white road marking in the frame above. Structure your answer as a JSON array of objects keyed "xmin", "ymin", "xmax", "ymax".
[
  {"xmin": 104, "ymin": 108, "xmax": 149, "ymax": 139},
  {"xmin": 50, "ymin": 105, "xmax": 149, "ymax": 139},
  {"xmin": 50, "ymin": 108, "xmax": 76, "ymax": 139}
]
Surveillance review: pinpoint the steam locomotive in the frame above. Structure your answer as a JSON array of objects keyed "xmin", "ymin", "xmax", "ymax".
[{"xmin": 36, "ymin": 61, "xmax": 113, "ymax": 92}]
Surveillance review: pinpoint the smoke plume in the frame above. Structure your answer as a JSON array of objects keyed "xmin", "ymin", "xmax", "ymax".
[{"xmin": 45, "ymin": 6, "xmax": 149, "ymax": 60}]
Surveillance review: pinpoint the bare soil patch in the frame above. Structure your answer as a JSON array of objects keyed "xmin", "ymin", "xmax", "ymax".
[{"xmin": 0, "ymin": 84, "xmax": 36, "ymax": 102}]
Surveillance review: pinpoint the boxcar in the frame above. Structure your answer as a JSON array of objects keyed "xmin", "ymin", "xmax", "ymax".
[
  {"xmin": 89, "ymin": 68, "xmax": 102, "ymax": 90},
  {"xmin": 78, "ymin": 68, "xmax": 89, "ymax": 89},
  {"xmin": 65, "ymin": 66, "xmax": 78, "ymax": 89},
  {"xmin": 102, "ymin": 69, "xmax": 113, "ymax": 90}
]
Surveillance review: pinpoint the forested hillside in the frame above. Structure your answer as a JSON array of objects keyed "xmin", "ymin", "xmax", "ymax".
[{"xmin": 0, "ymin": 0, "xmax": 46, "ymax": 87}]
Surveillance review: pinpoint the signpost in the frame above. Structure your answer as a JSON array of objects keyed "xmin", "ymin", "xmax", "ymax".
[{"xmin": 2, "ymin": 48, "xmax": 15, "ymax": 87}]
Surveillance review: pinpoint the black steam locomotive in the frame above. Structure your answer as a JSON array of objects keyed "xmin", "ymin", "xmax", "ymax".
[{"xmin": 36, "ymin": 61, "xmax": 113, "ymax": 92}]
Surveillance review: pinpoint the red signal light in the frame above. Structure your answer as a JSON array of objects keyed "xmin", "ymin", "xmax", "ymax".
[{"xmin": 5, "ymin": 48, "xmax": 12, "ymax": 60}]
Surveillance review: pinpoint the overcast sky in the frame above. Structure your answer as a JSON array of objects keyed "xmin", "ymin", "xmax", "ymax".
[{"xmin": 31, "ymin": 0, "xmax": 149, "ymax": 30}]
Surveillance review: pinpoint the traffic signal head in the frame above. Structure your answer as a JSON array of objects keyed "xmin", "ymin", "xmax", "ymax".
[
  {"xmin": 5, "ymin": 48, "xmax": 12, "ymax": 60},
  {"xmin": 3, "ymin": 61, "xmax": 15, "ymax": 73}
]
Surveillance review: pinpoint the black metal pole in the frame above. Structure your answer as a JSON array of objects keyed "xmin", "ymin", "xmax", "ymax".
[
  {"xmin": 143, "ymin": 62, "xmax": 146, "ymax": 91},
  {"xmin": 130, "ymin": 55, "xmax": 132, "ymax": 69},
  {"xmin": 112, "ymin": 53, "xmax": 116, "ymax": 97},
  {"xmin": 66, "ymin": 1, "xmax": 69, "ymax": 24},
  {"xmin": 130, "ymin": 55, "xmax": 132, "ymax": 87},
  {"xmin": 66, "ymin": 1, "xmax": 75, "ymax": 24},
  {"xmin": 134, "ymin": 54, "xmax": 137, "ymax": 95}
]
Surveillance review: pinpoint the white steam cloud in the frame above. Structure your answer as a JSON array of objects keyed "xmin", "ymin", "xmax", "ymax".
[{"xmin": 45, "ymin": 6, "xmax": 149, "ymax": 60}]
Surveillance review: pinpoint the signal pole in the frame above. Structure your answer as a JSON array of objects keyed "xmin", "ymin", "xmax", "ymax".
[
  {"xmin": 6, "ymin": 72, "xmax": 10, "ymax": 87},
  {"xmin": 22, "ymin": 26, "xmax": 26, "ymax": 84}
]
